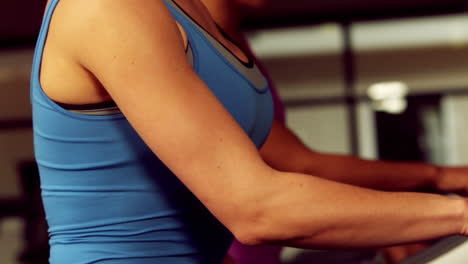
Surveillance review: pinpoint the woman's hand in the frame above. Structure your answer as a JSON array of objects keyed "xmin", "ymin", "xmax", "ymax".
[{"xmin": 435, "ymin": 167, "xmax": 468, "ymax": 194}]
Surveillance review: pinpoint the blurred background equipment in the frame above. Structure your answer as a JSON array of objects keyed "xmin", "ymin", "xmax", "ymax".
[{"xmin": 1, "ymin": 0, "xmax": 468, "ymax": 263}]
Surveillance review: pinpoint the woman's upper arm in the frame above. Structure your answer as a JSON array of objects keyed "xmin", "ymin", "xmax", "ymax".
[{"xmin": 70, "ymin": 0, "xmax": 273, "ymax": 234}]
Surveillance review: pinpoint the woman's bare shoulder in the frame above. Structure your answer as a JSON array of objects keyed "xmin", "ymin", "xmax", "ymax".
[{"xmin": 48, "ymin": 0, "xmax": 178, "ymax": 58}]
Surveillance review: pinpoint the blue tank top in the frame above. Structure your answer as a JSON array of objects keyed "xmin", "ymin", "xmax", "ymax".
[{"xmin": 30, "ymin": 0, "xmax": 273, "ymax": 263}]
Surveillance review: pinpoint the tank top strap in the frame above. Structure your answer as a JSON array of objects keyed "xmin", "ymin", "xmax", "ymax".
[
  {"xmin": 161, "ymin": 0, "xmax": 268, "ymax": 92},
  {"xmin": 30, "ymin": 0, "xmax": 61, "ymax": 107},
  {"xmin": 32, "ymin": 0, "xmax": 60, "ymax": 77},
  {"xmin": 161, "ymin": 0, "xmax": 199, "ymax": 36}
]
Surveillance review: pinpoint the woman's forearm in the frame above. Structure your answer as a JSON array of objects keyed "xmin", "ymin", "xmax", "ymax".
[
  {"xmin": 260, "ymin": 120, "xmax": 438, "ymax": 191},
  {"xmin": 247, "ymin": 170, "xmax": 465, "ymax": 249},
  {"xmin": 304, "ymin": 153, "xmax": 438, "ymax": 191}
]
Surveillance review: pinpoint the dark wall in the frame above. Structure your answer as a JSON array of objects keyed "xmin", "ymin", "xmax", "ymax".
[
  {"xmin": 265, "ymin": 0, "xmax": 466, "ymax": 14},
  {"xmin": 0, "ymin": 0, "xmax": 466, "ymax": 45},
  {"xmin": 245, "ymin": 0, "xmax": 468, "ymax": 27},
  {"xmin": 0, "ymin": 0, "xmax": 47, "ymax": 45}
]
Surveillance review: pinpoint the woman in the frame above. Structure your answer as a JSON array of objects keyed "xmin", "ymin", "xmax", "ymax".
[{"xmin": 31, "ymin": 0, "xmax": 468, "ymax": 263}]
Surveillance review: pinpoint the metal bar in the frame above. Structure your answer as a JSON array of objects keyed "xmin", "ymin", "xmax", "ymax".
[
  {"xmin": 341, "ymin": 21, "xmax": 359, "ymax": 155},
  {"xmin": 401, "ymin": 236, "xmax": 468, "ymax": 264}
]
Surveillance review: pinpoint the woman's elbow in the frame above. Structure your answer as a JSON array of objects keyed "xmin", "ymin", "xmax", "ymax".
[
  {"xmin": 230, "ymin": 217, "xmax": 268, "ymax": 246},
  {"xmin": 223, "ymin": 168, "xmax": 287, "ymax": 246},
  {"xmin": 228, "ymin": 203, "xmax": 278, "ymax": 246}
]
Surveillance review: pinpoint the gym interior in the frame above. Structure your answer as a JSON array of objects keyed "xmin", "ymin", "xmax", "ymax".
[{"xmin": 1, "ymin": 0, "xmax": 468, "ymax": 263}]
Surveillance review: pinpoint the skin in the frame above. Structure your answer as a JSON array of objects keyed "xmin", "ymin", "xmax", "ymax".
[
  {"xmin": 201, "ymin": 0, "xmax": 462, "ymax": 262},
  {"xmin": 201, "ymin": 0, "xmax": 468, "ymax": 194},
  {"xmin": 199, "ymin": 1, "xmax": 468, "ymax": 262},
  {"xmin": 41, "ymin": 0, "xmax": 468, "ymax": 260}
]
